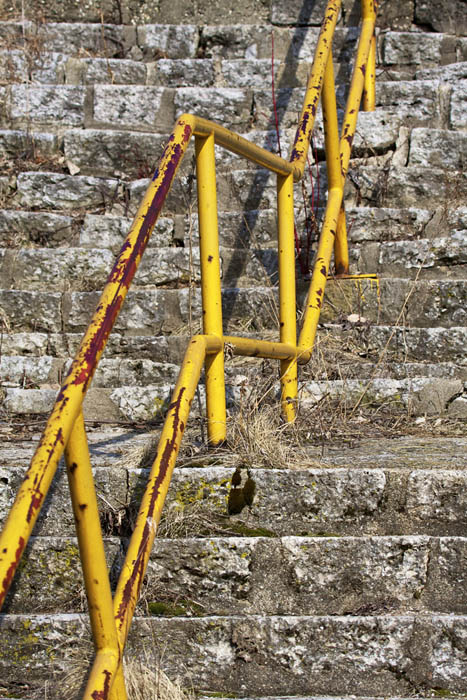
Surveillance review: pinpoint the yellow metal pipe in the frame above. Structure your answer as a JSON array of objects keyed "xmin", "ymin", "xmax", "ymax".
[
  {"xmin": 298, "ymin": 187, "xmax": 343, "ymax": 355},
  {"xmin": 0, "ymin": 116, "xmax": 194, "ymax": 610},
  {"xmin": 289, "ymin": 0, "xmax": 341, "ymax": 175},
  {"xmin": 195, "ymin": 133, "xmax": 226, "ymax": 446},
  {"xmin": 223, "ymin": 335, "xmax": 298, "ymax": 361},
  {"xmin": 321, "ymin": 49, "xmax": 349, "ymax": 275},
  {"xmin": 190, "ymin": 114, "xmax": 296, "ymax": 178},
  {"xmin": 363, "ymin": 32, "xmax": 376, "ymax": 111},
  {"xmin": 64, "ymin": 411, "xmax": 127, "ymax": 700},
  {"xmin": 362, "ymin": 0, "xmax": 376, "ymax": 111},
  {"xmin": 277, "ymin": 173, "xmax": 297, "ymax": 421},
  {"xmin": 339, "ymin": 13, "xmax": 375, "ymax": 182},
  {"xmin": 110, "ymin": 335, "xmax": 222, "ymax": 654}
]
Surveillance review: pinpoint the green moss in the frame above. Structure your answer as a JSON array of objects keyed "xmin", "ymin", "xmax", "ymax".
[
  {"xmin": 229, "ymin": 523, "xmax": 277, "ymax": 538},
  {"xmin": 148, "ymin": 599, "xmax": 204, "ymax": 617}
]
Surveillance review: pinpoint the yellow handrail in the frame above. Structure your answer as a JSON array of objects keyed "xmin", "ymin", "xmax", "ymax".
[{"xmin": 0, "ymin": 1, "xmax": 376, "ymax": 697}]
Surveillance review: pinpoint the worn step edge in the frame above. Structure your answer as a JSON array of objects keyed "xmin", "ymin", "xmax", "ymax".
[
  {"xmin": 3, "ymin": 535, "xmax": 466, "ymax": 616},
  {"xmin": 0, "ymin": 613, "xmax": 466, "ymax": 697}
]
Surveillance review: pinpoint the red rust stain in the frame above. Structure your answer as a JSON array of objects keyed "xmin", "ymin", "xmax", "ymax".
[
  {"xmin": 115, "ymin": 388, "xmax": 186, "ymax": 627},
  {"xmin": 26, "ymin": 427, "xmax": 64, "ymax": 524},
  {"xmin": 0, "ymin": 536, "xmax": 25, "ymax": 608},
  {"xmin": 316, "ymin": 288, "xmax": 323, "ymax": 296},
  {"xmin": 360, "ymin": 64, "xmax": 366, "ymax": 76},
  {"xmin": 70, "ymin": 127, "xmax": 192, "ymax": 392},
  {"xmin": 208, "ymin": 255, "xmax": 213, "ymax": 262},
  {"xmin": 91, "ymin": 669, "xmax": 112, "ymax": 700},
  {"xmin": 320, "ymin": 265, "xmax": 327, "ymax": 276}
]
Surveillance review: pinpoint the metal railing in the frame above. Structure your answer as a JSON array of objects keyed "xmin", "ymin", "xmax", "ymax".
[{"xmin": 0, "ymin": 1, "xmax": 377, "ymax": 697}]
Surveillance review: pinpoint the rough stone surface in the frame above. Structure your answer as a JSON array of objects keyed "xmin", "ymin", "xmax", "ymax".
[
  {"xmin": 9, "ymin": 85, "xmax": 86, "ymax": 126},
  {"xmin": 65, "ymin": 57, "xmax": 147, "ymax": 85},
  {"xmin": 0, "ymin": 210, "xmax": 74, "ymax": 247},
  {"xmin": 174, "ymin": 87, "xmax": 252, "ymax": 129},
  {"xmin": 16, "ymin": 172, "xmax": 121, "ymax": 210},
  {"xmin": 415, "ymin": 0, "xmax": 467, "ymax": 35},
  {"xmin": 409, "ymin": 128, "xmax": 467, "ymax": 170},
  {"xmin": 79, "ymin": 212, "xmax": 175, "ymax": 250},
  {"xmin": 92, "ymin": 85, "xmax": 173, "ymax": 132},
  {"xmin": 0, "ymin": 613, "xmax": 466, "ymax": 697},
  {"xmin": 451, "ymin": 80, "xmax": 467, "ymax": 129}
]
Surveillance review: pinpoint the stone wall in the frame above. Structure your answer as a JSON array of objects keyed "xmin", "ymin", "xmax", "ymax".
[{"xmin": 1, "ymin": 0, "xmax": 466, "ymax": 34}]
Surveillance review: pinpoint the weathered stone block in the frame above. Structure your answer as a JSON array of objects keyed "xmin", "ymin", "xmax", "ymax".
[
  {"xmin": 10, "ymin": 85, "xmax": 86, "ymax": 126},
  {"xmin": 0, "ymin": 49, "xmax": 28, "ymax": 83},
  {"xmin": 2, "ymin": 247, "xmax": 114, "ymax": 291},
  {"xmin": 409, "ymin": 128, "xmax": 467, "ymax": 170},
  {"xmin": 174, "ymin": 87, "xmax": 252, "ymax": 129},
  {"xmin": 0, "ymin": 210, "xmax": 74, "ymax": 247},
  {"xmin": 79, "ymin": 213, "xmax": 175, "ymax": 251},
  {"xmin": 65, "ymin": 57, "xmax": 147, "ymax": 85},
  {"xmin": 451, "ymin": 80, "xmax": 467, "ymax": 129},
  {"xmin": 415, "ymin": 0, "xmax": 467, "ymax": 35},
  {"xmin": 16, "ymin": 172, "xmax": 122, "ymax": 210},
  {"xmin": 29, "ymin": 51, "xmax": 66, "ymax": 84},
  {"xmin": 92, "ymin": 85, "xmax": 174, "ymax": 132},
  {"xmin": 148, "ymin": 58, "xmax": 216, "ymax": 88},
  {"xmin": 36, "ymin": 22, "xmax": 133, "ymax": 56},
  {"xmin": 137, "ymin": 24, "xmax": 199, "ymax": 59},
  {"xmin": 0, "ymin": 290, "xmax": 62, "ymax": 331},
  {"xmin": 64, "ymin": 128, "xmax": 166, "ymax": 177},
  {"xmin": 382, "ymin": 32, "xmax": 446, "ymax": 66},
  {"xmin": 0, "ymin": 129, "xmax": 59, "ymax": 160}
]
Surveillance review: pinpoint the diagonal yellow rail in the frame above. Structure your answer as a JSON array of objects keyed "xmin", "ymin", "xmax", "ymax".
[{"xmin": 0, "ymin": 1, "xmax": 377, "ymax": 697}]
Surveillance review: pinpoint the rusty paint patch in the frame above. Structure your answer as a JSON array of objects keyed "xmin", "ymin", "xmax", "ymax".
[
  {"xmin": 115, "ymin": 388, "xmax": 186, "ymax": 627},
  {"xmin": 320, "ymin": 265, "xmax": 327, "ymax": 276},
  {"xmin": 335, "ymin": 261, "xmax": 348, "ymax": 275},
  {"xmin": 0, "ymin": 536, "xmax": 25, "ymax": 608},
  {"xmin": 91, "ymin": 669, "xmax": 112, "ymax": 700},
  {"xmin": 70, "ymin": 127, "xmax": 192, "ymax": 392},
  {"xmin": 26, "ymin": 427, "xmax": 64, "ymax": 524}
]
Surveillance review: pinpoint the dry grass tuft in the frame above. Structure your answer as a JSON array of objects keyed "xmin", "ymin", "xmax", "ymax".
[
  {"xmin": 124, "ymin": 658, "xmax": 194, "ymax": 700},
  {"xmin": 56, "ymin": 638, "xmax": 193, "ymax": 700}
]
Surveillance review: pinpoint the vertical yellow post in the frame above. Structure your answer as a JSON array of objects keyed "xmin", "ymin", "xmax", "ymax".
[
  {"xmin": 322, "ymin": 49, "xmax": 349, "ymax": 275},
  {"xmin": 363, "ymin": 32, "xmax": 376, "ymax": 111},
  {"xmin": 195, "ymin": 133, "xmax": 226, "ymax": 445},
  {"xmin": 65, "ymin": 411, "xmax": 127, "ymax": 700},
  {"xmin": 277, "ymin": 173, "xmax": 297, "ymax": 421}
]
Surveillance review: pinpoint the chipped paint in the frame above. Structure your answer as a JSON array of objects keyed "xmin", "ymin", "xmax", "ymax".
[
  {"xmin": 91, "ymin": 669, "xmax": 112, "ymax": 700},
  {"xmin": 114, "ymin": 387, "xmax": 185, "ymax": 628}
]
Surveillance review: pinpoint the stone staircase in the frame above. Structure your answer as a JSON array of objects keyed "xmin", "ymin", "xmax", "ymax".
[{"xmin": 0, "ymin": 0, "xmax": 466, "ymax": 698}]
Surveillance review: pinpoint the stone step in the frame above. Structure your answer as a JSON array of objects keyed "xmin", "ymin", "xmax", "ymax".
[
  {"xmin": 0, "ymin": 613, "xmax": 465, "ymax": 697},
  {"xmin": 1, "ymin": 349, "xmax": 465, "ymax": 390},
  {"xmin": 3, "ymin": 77, "xmax": 460, "ymax": 137},
  {"xmin": 6, "ymin": 373, "xmax": 466, "ymax": 420},
  {"xmin": 0, "ymin": 278, "xmax": 465, "ymax": 335},
  {"xmin": 3, "ymin": 535, "xmax": 466, "ymax": 616},
  {"xmin": 1, "ymin": 205, "xmax": 464, "ymax": 252},
  {"xmin": 9, "ymin": 159, "xmax": 466, "ymax": 219},
  {"xmin": 1, "ymin": 461, "xmax": 466, "ymax": 537},
  {"xmin": 0, "ymin": 325, "xmax": 466, "ymax": 367},
  {"xmin": 0, "ymin": 49, "xmax": 358, "ymax": 88},
  {"xmin": 2, "ymin": 236, "xmax": 465, "ymax": 295}
]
